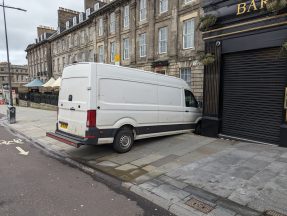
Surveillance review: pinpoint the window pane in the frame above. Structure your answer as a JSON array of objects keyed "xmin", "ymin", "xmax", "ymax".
[
  {"xmin": 183, "ymin": 19, "xmax": 194, "ymax": 49},
  {"xmin": 184, "ymin": 90, "xmax": 197, "ymax": 107},
  {"xmin": 180, "ymin": 68, "xmax": 191, "ymax": 86},
  {"xmin": 159, "ymin": 27, "xmax": 167, "ymax": 53}
]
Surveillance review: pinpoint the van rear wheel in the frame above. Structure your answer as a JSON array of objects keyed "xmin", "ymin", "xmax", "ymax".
[{"xmin": 113, "ymin": 128, "xmax": 134, "ymax": 153}]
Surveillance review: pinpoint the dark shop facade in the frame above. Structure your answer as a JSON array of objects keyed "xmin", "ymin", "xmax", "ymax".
[{"xmin": 201, "ymin": 0, "xmax": 287, "ymax": 146}]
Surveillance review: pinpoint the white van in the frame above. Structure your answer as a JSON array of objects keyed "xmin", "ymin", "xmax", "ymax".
[{"xmin": 47, "ymin": 63, "xmax": 202, "ymax": 153}]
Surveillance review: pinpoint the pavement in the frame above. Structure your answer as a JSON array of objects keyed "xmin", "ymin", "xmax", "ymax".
[
  {"xmin": 1, "ymin": 105, "xmax": 287, "ymax": 216},
  {"xmin": 0, "ymin": 115, "xmax": 172, "ymax": 216}
]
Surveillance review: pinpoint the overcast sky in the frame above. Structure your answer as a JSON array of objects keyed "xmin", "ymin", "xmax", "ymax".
[{"xmin": 0, "ymin": 0, "xmax": 83, "ymax": 65}]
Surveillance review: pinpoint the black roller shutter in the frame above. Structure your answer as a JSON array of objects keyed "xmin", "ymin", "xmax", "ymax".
[{"xmin": 222, "ymin": 47, "xmax": 287, "ymax": 144}]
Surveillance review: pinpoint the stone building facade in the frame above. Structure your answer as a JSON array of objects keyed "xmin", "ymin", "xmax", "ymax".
[
  {"xmin": 91, "ymin": 0, "xmax": 204, "ymax": 99},
  {"xmin": 26, "ymin": 0, "xmax": 204, "ymax": 100},
  {"xmin": 26, "ymin": 26, "xmax": 56, "ymax": 83},
  {"xmin": 0, "ymin": 62, "xmax": 28, "ymax": 87},
  {"xmin": 50, "ymin": 7, "xmax": 96, "ymax": 78}
]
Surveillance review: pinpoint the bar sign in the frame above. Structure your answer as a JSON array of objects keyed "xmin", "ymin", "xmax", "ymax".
[{"xmin": 285, "ymin": 88, "xmax": 287, "ymax": 110}]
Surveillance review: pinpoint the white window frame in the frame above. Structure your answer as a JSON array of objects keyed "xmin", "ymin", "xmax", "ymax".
[
  {"xmin": 184, "ymin": 0, "xmax": 193, "ymax": 4},
  {"xmin": 94, "ymin": 3, "xmax": 100, "ymax": 11},
  {"xmin": 159, "ymin": 0, "xmax": 168, "ymax": 13},
  {"xmin": 139, "ymin": 0, "xmax": 147, "ymax": 21},
  {"xmin": 98, "ymin": 18, "xmax": 103, "ymax": 36},
  {"xmin": 123, "ymin": 38, "xmax": 129, "ymax": 60},
  {"xmin": 73, "ymin": 16, "xmax": 77, "ymax": 26},
  {"xmin": 98, "ymin": 45, "xmax": 104, "ymax": 63},
  {"xmin": 66, "ymin": 21, "xmax": 70, "ymax": 29},
  {"xmin": 159, "ymin": 27, "xmax": 167, "ymax": 54},
  {"xmin": 123, "ymin": 5, "xmax": 130, "ymax": 28},
  {"xmin": 183, "ymin": 19, "xmax": 195, "ymax": 49},
  {"xmin": 79, "ymin": 13, "xmax": 84, "ymax": 22},
  {"xmin": 110, "ymin": 42, "xmax": 115, "ymax": 62},
  {"xmin": 180, "ymin": 68, "xmax": 192, "ymax": 86},
  {"xmin": 86, "ymin": 8, "xmax": 91, "ymax": 17},
  {"xmin": 139, "ymin": 33, "xmax": 147, "ymax": 57},
  {"xmin": 110, "ymin": 12, "xmax": 116, "ymax": 33}
]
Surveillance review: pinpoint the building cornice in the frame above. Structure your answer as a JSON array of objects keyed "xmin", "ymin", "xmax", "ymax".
[
  {"xmin": 26, "ymin": 40, "xmax": 49, "ymax": 52},
  {"xmin": 90, "ymin": 0, "xmax": 129, "ymax": 17},
  {"xmin": 49, "ymin": 18, "xmax": 93, "ymax": 42}
]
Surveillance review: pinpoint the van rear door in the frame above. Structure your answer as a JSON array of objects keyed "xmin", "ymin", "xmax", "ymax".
[{"xmin": 58, "ymin": 76, "xmax": 90, "ymax": 137}]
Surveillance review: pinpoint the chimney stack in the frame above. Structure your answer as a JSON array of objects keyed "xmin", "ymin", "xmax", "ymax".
[
  {"xmin": 37, "ymin": 26, "xmax": 55, "ymax": 38},
  {"xmin": 58, "ymin": 7, "xmax": 80, "ymax": 30}
]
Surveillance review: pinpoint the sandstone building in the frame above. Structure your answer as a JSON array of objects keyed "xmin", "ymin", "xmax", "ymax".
[
  {"xmin": 26, "ymin": 26, "xmax": 56, "ymax": 83},
  {"xmin": 26, "ymin": 0, "xmax": 204, "ymax": 100},
  {"xmin": 0, "ymin": 62, "xmax": 28, "ymax": 88}
]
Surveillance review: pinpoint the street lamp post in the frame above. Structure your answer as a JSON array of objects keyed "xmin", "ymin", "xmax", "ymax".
[{"xmin": 0, "ymin": 0, "xmax": 26, "ymax": 124}]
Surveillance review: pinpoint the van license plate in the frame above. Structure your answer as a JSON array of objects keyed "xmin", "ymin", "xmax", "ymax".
[{"xmin": 60, "ymin": 123, "xmax": 68, "ymax": 129}]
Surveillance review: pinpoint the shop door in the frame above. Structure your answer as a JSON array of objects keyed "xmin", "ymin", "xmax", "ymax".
[{"xmin": 221, "ymin": 47, "xmax": 287, "ymax": 144}]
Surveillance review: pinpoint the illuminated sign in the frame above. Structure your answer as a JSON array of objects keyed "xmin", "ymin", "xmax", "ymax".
[{"xmin": 237, "ymin": 0, "xmax": 268, "ymax": 15}]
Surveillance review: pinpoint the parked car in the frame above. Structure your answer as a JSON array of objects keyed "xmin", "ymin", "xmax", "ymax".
[{"xmin": 47, "ymin": 63, "xmax": 202, "ymax": 153}]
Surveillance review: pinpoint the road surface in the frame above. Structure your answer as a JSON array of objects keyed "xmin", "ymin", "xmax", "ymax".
[{"xmin": 0, "ymin": 114, "xmax": 173, "ymax": 216}]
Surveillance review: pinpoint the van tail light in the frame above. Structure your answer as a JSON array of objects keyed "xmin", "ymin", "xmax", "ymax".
[{"xmin": 86, "ymin": 110, "xmax": 97, "ymax": 128}]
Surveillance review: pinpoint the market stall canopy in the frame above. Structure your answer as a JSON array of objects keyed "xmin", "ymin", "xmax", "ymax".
[
  {"xmin": 23, "ymin": 79, "xmax": 44, "ymax": 88},
  {"xmin": 42, "ymin": 77, "xmax": 55, "ymax": 87},
  {"xmin": 51, "ymin": 77, "xmax": 61, "ymax": 88}
]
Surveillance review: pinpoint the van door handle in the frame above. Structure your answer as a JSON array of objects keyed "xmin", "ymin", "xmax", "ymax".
[
  {"xmin": 70, "ymin": 107, "xmax": 75, "ymax": 111},
  {"xmin": 185, "ymin": 110, "xmax": 190, "ymax": 112}
]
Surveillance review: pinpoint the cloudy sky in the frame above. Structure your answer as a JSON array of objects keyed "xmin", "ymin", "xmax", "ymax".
[{"xmin": 0, "ymin": 0, "xmax": 83, "ymax": 65}]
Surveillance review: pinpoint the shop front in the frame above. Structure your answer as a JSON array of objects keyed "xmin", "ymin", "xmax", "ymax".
[{"xmin": 201, "ymin": 0, "xmax": 287, "ymax": 146}]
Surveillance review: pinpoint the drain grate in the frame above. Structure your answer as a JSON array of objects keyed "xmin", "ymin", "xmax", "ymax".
[
  {"xmin": 264, "ymin": 210, "xmax": 287, "ymax": 216},
  {"xmin": 185, "ymin": 197, "xmax": 215, "ymax": 214}
]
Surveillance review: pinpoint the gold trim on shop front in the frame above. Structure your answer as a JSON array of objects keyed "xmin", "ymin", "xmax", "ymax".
[
  {"xmin": 203, "ymin": 13, "xmax": 287, "ymax": 35},
  {"xmin": 203, "ymin": 21, "xmax": 287, "ymax": 40}
]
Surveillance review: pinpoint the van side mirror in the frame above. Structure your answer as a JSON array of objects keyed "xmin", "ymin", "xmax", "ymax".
[{"xmin": 197, "ymin": 101, "xmax": 203, "ymax": 108}]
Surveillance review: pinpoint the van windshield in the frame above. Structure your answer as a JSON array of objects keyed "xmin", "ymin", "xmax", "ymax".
[{"xmin": 59, "ymin": 77, "xmax": 89, "ymax": 102}]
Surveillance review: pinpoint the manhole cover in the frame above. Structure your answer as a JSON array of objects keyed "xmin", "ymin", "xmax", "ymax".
[
  {"xmin": 264, "ymin": 210, "xmax": 287, "ymax": 216},
  {"xmin": 185, "ymin": 198, "xmax": 215, "ymax": 214}
]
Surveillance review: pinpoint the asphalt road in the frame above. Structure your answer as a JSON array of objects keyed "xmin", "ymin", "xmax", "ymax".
[{"xmin": 0, "ymin": 114, "xmax": 173, "ymax": 216}]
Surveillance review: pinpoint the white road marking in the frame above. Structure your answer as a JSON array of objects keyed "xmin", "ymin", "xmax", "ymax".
[
  {"xmin": 0, "ymin": 139, "xmax": 23, "ymax": 146},
  {"xmin": 16, "ymin": 146, "xmax": 29, "ymax": 156}
]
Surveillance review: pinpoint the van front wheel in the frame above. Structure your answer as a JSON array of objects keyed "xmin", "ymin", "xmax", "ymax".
[{"xmin": 113, "ymin": 128, "xmax": 134, "ymax": 153}]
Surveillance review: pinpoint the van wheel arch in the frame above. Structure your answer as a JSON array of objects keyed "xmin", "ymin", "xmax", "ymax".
[{"xmin": 115, "ymin": 125, "xmax": 136, "ymax": 138}]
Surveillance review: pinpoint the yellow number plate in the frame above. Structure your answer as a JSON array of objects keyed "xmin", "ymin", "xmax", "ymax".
[{"xmin": 60, "ymin": 123, "xmax": 68, "ymax": 129}]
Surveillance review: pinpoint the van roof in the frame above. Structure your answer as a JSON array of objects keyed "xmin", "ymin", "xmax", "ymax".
[{"xmin": 64, "ymin": 62, "xmax": 188, "ymax": 85}]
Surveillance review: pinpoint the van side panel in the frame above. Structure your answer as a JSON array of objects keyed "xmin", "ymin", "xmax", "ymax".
[
  {"xmin": 158, "ymin": 85, "xmax": 183, "ymax": 124},
  {"xmin": 97, "ymin": 78, "xmax": 158, "ymax": 128}
]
